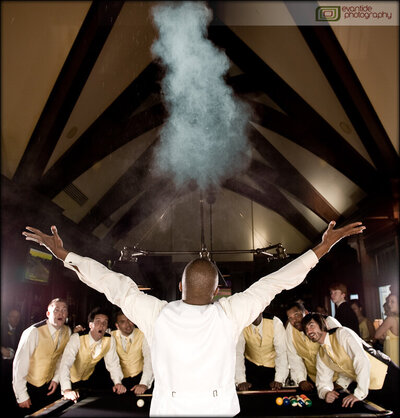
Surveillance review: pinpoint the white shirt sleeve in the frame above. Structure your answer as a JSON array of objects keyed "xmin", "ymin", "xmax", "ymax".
[
  {"xmin": 140, "ymin": 337, "xmax": 154, "ymax": 388},
  {"xmin": 235, "ymin": 332, "xmax": 246, "ymax": 384},
  {"xmin": 285, "ymin": 323, "xmax": 308, "ymax": 385},
  {"xmin": 272, "ymin": 317, "xmax": 289, "ymax": 384},
  {"xmin": 219, "ymin": 250, "xmax": 318, "ymax": 336},
  {"xmin": 64, "ymin": 253, "xmax": 168, "ymax": 345},
  {"xmin": 104, "ymin": 336, "xmax": 124, "ymax": 385},
  {"xmin": 336, "ymin": 327, "xmax": 370, "ymax": 400},
  {"xmin": 12, "ymin": 326, "xmax": 39, "ymax": 403},
  {"xmin": 326, "ymin": 316, "xmax": 341, "ymax": 329},
  {"xmin": 316, "ymin": 351, "xmax": 335, "ymax": 400},
  {"xmin": 60, "ymin": 333, "xmax": 80, "ymax": 393}
]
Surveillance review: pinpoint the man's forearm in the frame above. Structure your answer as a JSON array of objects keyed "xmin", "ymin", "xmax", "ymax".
[{"xmin": 312, "ymin": 243, "xmax": 331, "ymax": 260}]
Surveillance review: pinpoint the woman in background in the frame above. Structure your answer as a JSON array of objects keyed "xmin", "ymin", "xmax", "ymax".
[
  {"xmin": 350, "ymin": 299, "xmax": 375, "ymax": 343},
  {"xmin": 374, "ymin": 294, "xmax": 399, "ymax": 366}
]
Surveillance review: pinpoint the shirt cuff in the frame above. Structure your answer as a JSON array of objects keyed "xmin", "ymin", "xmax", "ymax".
[
  {"xmin": 64, "ymin": 252, "xmax": 80, "ymax": 266},
  {"xmin": 353, "ymin": 387, "xmax": 367, "ymax": 401},
  {"xmin": 16, "ymin": 390, "xmax": 30, "ymax": 404},
  {"xmin": 301, "ymin": 249, "xmax": 319, "ymax": 270},
  {"xmin": 318, "ymin": 386, "xmax": 332, "ymax": 400}
]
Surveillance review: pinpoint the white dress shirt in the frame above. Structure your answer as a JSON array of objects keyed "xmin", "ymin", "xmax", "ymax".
[
  {"xmin": 235, "ymin": 317, "xmax": 288, "ymax": 384},
  {"xmin": 12, "ymin": 321, "xmax": 71, "ymax": 403},
  {"xmin": 59, "ymin": 332, "xmax": 123, "ymax": 392},
  {"xmin": 316, "ymin": 327, "xmax": 371, "ymax": 401},
  {"xmin": 286, "ymin": 316, "xmax": 341, "ymax": 385},
  {"xmin": 63, "ymin": 249, "xmax": 318, "ymax": 416},
  {"xmin": 114, "ymin": 329, "xmax": 154, "ymax": 388}
]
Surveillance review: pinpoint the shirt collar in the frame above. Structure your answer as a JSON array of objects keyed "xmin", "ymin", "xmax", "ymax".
[
  {"xmin": 88, "ymin": 332, "xmax": 102, "ymax": 346},
  {"xmin": 47, "ymin": 321, "xmax": 60, "ymax": 336},
  {"xmin": 322, "ymin": 332, "xmax": 330, "ymax": 346}
]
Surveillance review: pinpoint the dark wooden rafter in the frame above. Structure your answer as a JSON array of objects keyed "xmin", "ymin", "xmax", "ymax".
[
  {"xmin": 13, "ymin": 1, "xmax": 125, "ymax": 188},
  {"xmin": 207, "ymin": 22, "xmax": 383, "ymax": 193},
  {"xmin": 79, "ymin": 138, "xmax": 160, "ymax": 231},
  {"xmin": 246, "ymin": 98, "xmax": 378, "ymax": 193},
  {"xmin": 105, "ymin": 179, "xmax": 185, "ymax": 245},
  {"xmin": 292, "ymin": 23, "xmax": 400, "ymax": 178},
  {"xmin": 37, "ymin": 62, "xmax": 166, "ymax": 198},
  {"xmin": 223, "ymin": 179, "xmax": 319, "ymax": 242},
  {"xmin": 247, "ymin": 125, "xmax": 340, "ymax": 222}
]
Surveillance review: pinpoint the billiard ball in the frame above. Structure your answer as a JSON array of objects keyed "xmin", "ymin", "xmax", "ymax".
[
  {"xmin": 283, "ymin": 397, "xmax": 290, "ymax": 406},
  {"xmin": 275, "ymin": 397, "xmax": 283, "ymax": 406},
  {"xmin": 137, "ymin": 398, "xmax": 145, "ymax": 408}
]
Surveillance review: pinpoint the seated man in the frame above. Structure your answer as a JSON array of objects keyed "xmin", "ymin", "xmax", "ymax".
[
  {"xmin": 60, "ymin": 307, "xmax": 126, "ymax": 402},
  {"xmin": 236, "ymin": 312, "xmax": 288, "ymax": 391},
  {"xmin": 112, "ymin": 310, "xmax": 153, "ymax": 394},
  {"xmin": 285, "ymin": 301, "xmax": 341, "ymax": 392},
  {"xmin": 13, "ymin": 298, "xmax": 71, "ymax": 414},
  {"xmin": 302, "ymin": 312, "xmax": 399, "ymax": 412}
]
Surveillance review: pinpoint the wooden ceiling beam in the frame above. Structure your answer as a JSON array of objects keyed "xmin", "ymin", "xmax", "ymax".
[
  {"xmin": 79, "ymin": 139, "xmax": 160, "ymax": 232},
  {"xmin": 13, "ymin": 1, "xmax": 125, "ymax": 188},
  {"xmin": 246, "ymin": 99, "xmax": 378, "ymax": 193},
  {"xmin": 37, "ymin": 62, "xmax": 165, "ymax": 198},
  {"xmin": 294, "ymin": 24, "xmax": 400, "ymax": 179},
  {"xmin": 208, "ymin": 23, "xmax": 383, "ymax": 194},
  {"xmin": 223, "ymin": 178, "xmax": 319, "ymax": 242},
  {"xmin": 105, "ymin": 179, "xmax": 186, "ymax": 245}
]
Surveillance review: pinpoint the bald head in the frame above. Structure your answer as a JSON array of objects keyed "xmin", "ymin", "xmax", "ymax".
[{"xmin": 181, "ymin": 258, "xmax": 219, "ymax": 305}]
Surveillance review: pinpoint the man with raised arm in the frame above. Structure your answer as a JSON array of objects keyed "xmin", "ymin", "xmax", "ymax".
[{"xmin": 22, "ymin": 221, "xmax": 365, "ymax": 416}]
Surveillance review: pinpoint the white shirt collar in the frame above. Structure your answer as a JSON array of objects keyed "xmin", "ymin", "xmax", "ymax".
[
  {"xmin": 88, "ymin": 332, "xmax": 103, "ymax": 346},
  {"xmin": 47, "ymin": 321, "xmax": 60, "ymax": 337}
]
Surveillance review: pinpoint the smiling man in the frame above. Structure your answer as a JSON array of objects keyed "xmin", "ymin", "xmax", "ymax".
[
  {"xmin": 301, "ymin": 312, "xmax": 399, "ymax": 412},
  {"xmin": 59, "ymin": 307, "xmax": 126, "ymax": 402},
  {"xmin": 285, "ymin": 302, "xmax": 340, "ymax": 391},
  {"xmin": 12, "ymin": 298, "xmax": 71, "ymax": 414}
]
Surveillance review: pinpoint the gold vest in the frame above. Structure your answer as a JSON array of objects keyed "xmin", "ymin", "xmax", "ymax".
[
  {"xmin": 291, "ymin": 326, "xmax": 320, "ymax": 382},
  {"xmin": 27, "ymin": 322, "xmax": 70, "ymax": 387},
  {"xmin": 70, "ymin": 333, "xmax": 111, "ymax": 383},
  {"xmin": 243, "ymin": 318, "xmax": 275, "ymax": 367},
  {"xmin": 319, "ymin": 330, "xmax": 388, "ymax": 390},
  {"xmin": 383, "ymin": 316, "xmax": 399, "ymax": 366},
  {"xmin": 111, "ymin": 329, "xmax": 144, "ymax": 378}
]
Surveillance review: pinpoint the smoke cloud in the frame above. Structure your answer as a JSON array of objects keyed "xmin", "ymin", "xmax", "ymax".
[{"xmin": 151, "ymin": 1, "xmax": 250, "ymax": 190}]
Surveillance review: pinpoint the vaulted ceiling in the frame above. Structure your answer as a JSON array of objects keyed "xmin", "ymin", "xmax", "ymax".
[{"xmin": 2, "ymin": 1, "xmax": 399, "ymax": 264}]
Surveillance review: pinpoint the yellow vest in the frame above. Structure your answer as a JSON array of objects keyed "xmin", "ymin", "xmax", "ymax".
[
  {"xmin": 70, "ymin": 333, "xmax": 111, "ymax": 383},
  {"xmin": 383, "ymin": 316, "xmax": 399, "ymax": 366},
  {"xmin": 319, "ymin": 330, "xmax": 388, "ymax": 390},
  {"xmin": 243, "ymin": 318, "xmax": 275, "ymax": 367},
  {"xmin": 291, "ymin": 326, "xmax": 320, "ymax": 382},
  {"xmin": 111, "ymin": 329, "xmax": 144, "ymax": 378},
  {"xmin": 27, "ymin": 321, "xmax": 70, "ymax": 387}
]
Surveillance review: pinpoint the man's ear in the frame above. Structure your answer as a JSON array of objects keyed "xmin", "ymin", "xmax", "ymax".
[
  {"xmin": 46, "ymin": 310, "xmax": 50, "ymax": 319},
  {"xmin": 305, "ymin": 309, "xmax": 309, "ymax": 315},
  {"xmin": 178, "ymin": 281, "xmax": 182, "ymax": 292},
  {"xmin": 213, "ymin": 286, "xmax": 219, "ymax": 296}
]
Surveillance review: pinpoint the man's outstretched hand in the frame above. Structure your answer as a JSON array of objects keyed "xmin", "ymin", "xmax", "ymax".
[
  {"xmin": 22, "ymin": 226, "xmax": 69, "ymax": 261},
  {"xmin": 313, "ymin": 221, "xmax": 365, "ymax": 260}
]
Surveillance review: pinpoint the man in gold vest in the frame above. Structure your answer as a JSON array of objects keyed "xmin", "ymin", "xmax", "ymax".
[
  {"xmin": 112, "ymin": 310, "xmax": 153, "ymax": 394},
  {"xmin": 285, "ymin": 301, "xmax": 340, "ymax": 392},
  {"xmin": 60, "ymin": 307, "xmax": 126, "ymax": 402},
  {"xmin": 236, "ymin": 312, "xmax": 288, "ymax": 391},
  {"xmin": 302, "ymin": 312, "xmax": 399, "ymax": 412},
  {"xmin": 12, "ymin": 298, "xmax": 71, "ymax": 414}
]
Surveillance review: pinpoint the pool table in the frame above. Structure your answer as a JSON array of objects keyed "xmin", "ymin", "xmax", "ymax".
[{"xmin": 28, "ymin": 388, "xmax": 393, "ymax": 417}]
